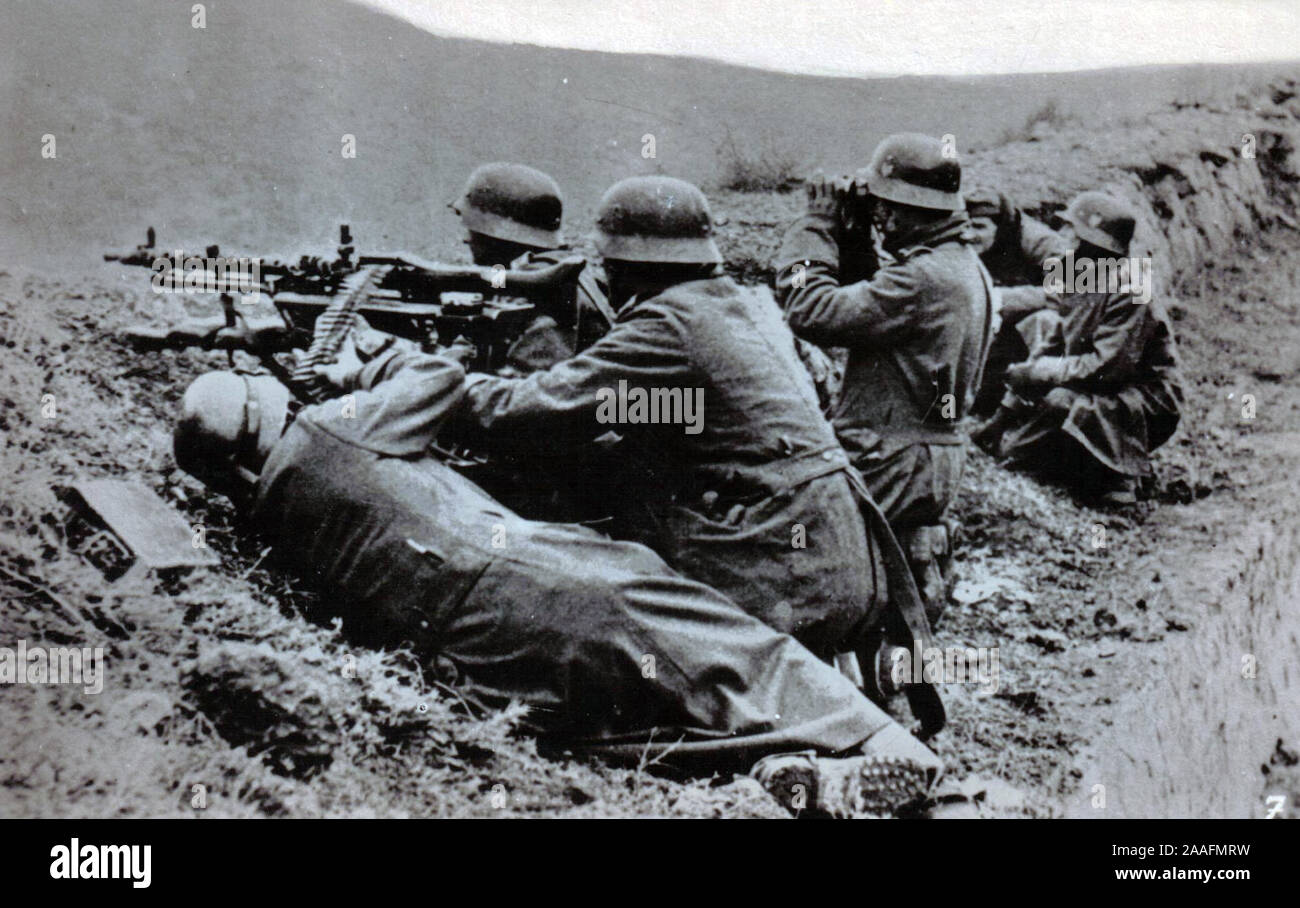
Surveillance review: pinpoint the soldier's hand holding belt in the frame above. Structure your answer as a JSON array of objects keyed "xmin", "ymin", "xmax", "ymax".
[{"xmin": 314, "ymin": 335, "xmax": 367, "ymax": 392}]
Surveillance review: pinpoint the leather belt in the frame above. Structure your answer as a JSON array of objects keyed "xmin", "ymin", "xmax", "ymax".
[{"xmin": 764, "ymin": 444, "xmax": 853, "ymax": 492}]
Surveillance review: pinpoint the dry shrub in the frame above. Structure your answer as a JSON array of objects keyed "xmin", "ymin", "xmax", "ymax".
[
  {"xmin": 716, "ymin": 125, "xmax": 804, "ymax": 193},
  {"xmin": 997, "ymin": 98, "xmax": 1080, "ymax": 145}
]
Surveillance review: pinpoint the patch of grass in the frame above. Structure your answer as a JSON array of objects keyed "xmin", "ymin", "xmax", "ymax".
[
  {"xmin": 996, "ymin": 98, "xmax": 1080, "ymax": 146},
  {"xmin": 715, "ymin": 125, "xmax": 805, "ymax": 193}
]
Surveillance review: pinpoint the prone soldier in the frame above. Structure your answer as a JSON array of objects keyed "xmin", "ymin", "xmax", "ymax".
[{"xmin": 170, "ymin": 342, "xmax": 953, "ymax": 817}]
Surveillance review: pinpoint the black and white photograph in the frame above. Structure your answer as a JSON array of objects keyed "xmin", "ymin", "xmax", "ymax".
[{"xmin": 1, "ymin": 0, "xmax": 1297, "ymax": 882}]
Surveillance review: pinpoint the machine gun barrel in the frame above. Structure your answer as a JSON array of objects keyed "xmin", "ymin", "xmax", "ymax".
[
  {"xmin": 109, "ymin": 225, "xmax": 609, "ymax": 380},
  {"xmin": 359, "ymin": 252, "xmax": 587, "ymax": 295}
]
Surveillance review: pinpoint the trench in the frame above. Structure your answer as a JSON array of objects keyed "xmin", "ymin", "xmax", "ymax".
[
  {"xmin": 1069, "ymin": 463, "xmax": 1300, "ymax": 817},
  {"xmin": 947, "ymin": 82, "xmax": 1300, "ymax": 816},
  {"xmin": 1061, "ymin": 123, "xmax": 1300, "ymax": 814}
]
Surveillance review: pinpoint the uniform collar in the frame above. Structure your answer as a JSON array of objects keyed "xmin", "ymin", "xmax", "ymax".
[{"xmin": 890, "ymin": 213, "xmax": 972, "ymax": 260}]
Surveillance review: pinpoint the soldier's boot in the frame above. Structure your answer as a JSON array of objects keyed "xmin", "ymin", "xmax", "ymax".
[
  {"xmin": 751, "ymin": 724, "xmax": 943, "ymax": 818},
  {"xmin": 852, "ymin": 522, "xmax": 958, "ymax": 713},
  {"xmin": 855, "ymin": 632, "xmax": 945, "ymax": 745},
  {"xmin": 972, "ymin": 405, "xmax": 1015, "ymax": 456},
  {"xmin": 899, "ymin": 522, "xmax": 956, "ymax": 629}
]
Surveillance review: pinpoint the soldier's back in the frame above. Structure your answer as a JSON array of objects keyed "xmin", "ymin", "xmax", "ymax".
[{"xmin": 653, "ymin": 276, "xmax": 840, "ymax": 467}]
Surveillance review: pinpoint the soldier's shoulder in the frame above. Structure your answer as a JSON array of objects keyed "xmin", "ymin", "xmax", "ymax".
[
  {"xmin": 628, "ymin": 278, "xmax": 737, "ymax": 328},
  {"xmin": 896, "ymin": 236, "xmax": 970, "ymax": 265},
  {"xmin": 895, "ymin": 240, "xmax": 976, "ymax": 284},
  {"xmin": 616, "ymin": 291, "xmax": 685, "ymax": 327},
  {"xmin": 653, "ymin": 275, "xmax": 736, "ymax": 305}
]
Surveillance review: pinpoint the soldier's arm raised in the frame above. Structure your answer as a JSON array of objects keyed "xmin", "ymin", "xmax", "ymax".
[
  {"xmin": 1020, "ymin": 216, "xmax": 1070, "ymax": 272},
  {"xmin": 775, "ymin": 213, "xmax": 919, "ymax": 348},
  {"xmin": 992, "ymin": 218, "xmax": 1071, "ymax": 319}
]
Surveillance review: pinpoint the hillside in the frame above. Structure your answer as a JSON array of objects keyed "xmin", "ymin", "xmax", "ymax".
[
  {"xmin": 1, "ymin": 0, "xmax": 1299, "ymax": 819},
  {"xmin": 0, "ymin": 0, "xmax": 1290, "ymax": 269}
]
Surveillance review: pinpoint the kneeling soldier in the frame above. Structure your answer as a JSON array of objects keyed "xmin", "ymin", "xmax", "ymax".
[
  {"xmin": 775, "ymin": 134, "xmax": 994, "ymax": 640},
  {"xmin": 980, "ymin": 192, "xmax": 1183, "ymax": 504}
]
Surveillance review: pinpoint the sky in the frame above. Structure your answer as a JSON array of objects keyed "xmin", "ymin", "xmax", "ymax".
[{"xmin": 357, "ymin": 0, "xmax": 1300, "ymax": 77}]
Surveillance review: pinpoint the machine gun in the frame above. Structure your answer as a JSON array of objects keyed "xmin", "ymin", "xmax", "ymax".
[{"xmin": 110, "ymin": 225, "xmax": 610, "ymax": 392}]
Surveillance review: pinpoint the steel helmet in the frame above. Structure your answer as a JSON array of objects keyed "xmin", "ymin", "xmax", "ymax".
[
  {"xmin": 866, "ymin": 133, "xmax": 963, "ymax": 212},
  {"xmin": 963, "ymin": 187, "xmax": 1013, "ymax": 222},
  {"xmin": 593, "ymin": 176, "xmax": 722, "ymax": 264},
  {"xmin": 454, "ymin": 163, "xmax": 563, "ymax": 249},
  {"xmin": 174, "ymin": 371, "xmax": 291, "ymax": 499},
  {"xmin": 1060, "ymin": 191, "xmax": 1135, "ymax": 255}
]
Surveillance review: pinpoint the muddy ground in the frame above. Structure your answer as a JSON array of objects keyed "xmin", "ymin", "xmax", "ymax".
[{"xmin": 3, "ymin": 82, "xmax": 1300, "ymax": 818}]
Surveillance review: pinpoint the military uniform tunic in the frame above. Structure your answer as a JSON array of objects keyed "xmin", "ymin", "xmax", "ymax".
[
  {"xmin": 501, "ymin": 247, "xmax": 612, "ymax": 375},
  {"xmin": 252, "ymin": 350, "xmax": 897, "ymax": 768},
  {"xmin": 997, "ymin": 284, "xmax": 1182, "ymax": 478},
  {"xmin": 775, "ymin": 213, "xmax": 993, "ymax": 526},
  {"xmin": 462, "ymin": 275, "xmax": 915, "ymax": 658}
]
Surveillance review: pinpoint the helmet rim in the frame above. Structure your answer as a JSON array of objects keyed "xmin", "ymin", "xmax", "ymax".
[
  {"xmin": 593, "ymin": 176, "xmax": 723, "ymax": 264},
  {"xmin": 594, "ymin": 231, "xmax": 722, "ymax": 264},
  {"xmin": 459, "ymin": 203, "xmax": 561, "ymax": 249},
  {"xmin": 1061, "ymin": 192, "xmax": 1134, "ymax": 255}
]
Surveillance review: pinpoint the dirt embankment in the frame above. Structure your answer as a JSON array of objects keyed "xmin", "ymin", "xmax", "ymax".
[
  {"xmin": 982, "ymin": 81, "xmax": 1300, "ymax": 818},
  {"xmin": 2, "ymin": 77, "xmax": 1300, "ymax": 818},
  {"xmin": 960, "ymin": 81, "xmax": 1300, "ymax": 816},
  {"xmin": 715, "ymin": 77, "xmax": 1300, "ymax": 816}
]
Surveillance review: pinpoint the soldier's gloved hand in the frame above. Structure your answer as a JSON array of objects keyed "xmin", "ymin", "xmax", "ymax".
[
  {"xmin": 314, "ymin": 334, "xmax": 366, "ymax": 392},
  {"xmin": 1004, "ymin": 362, "xmax": 1036, "ymax": 391},
  {"xmin": 805, "ymin": 172, "xmax": 842, "ymax": 219},
  {"xmin": 350, "ymin": 317, "xmax": 399, "ymax": 360}
]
